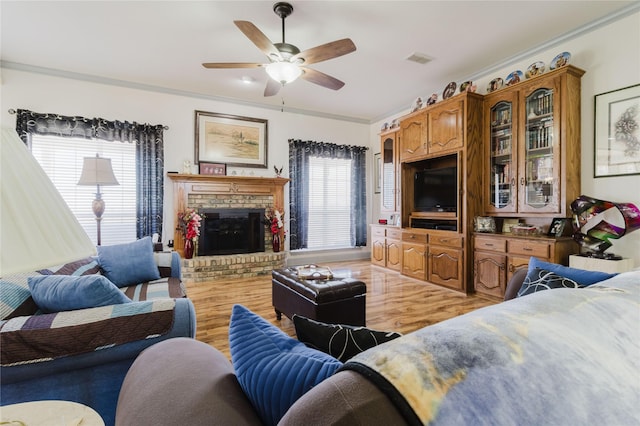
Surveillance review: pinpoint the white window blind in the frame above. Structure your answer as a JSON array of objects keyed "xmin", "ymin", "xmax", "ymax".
[
  {"xmin": 307, "ymin": 156, "xmax": 352, "ymax": 249},
  {"xmin": 30, "ymin": 135, "xmax": 137, "ymax": 246}
]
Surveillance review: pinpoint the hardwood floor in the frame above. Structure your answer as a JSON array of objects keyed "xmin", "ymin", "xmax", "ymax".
[{"xmin": 185, "ymin": 260, "xmax": 497, "ymax": 359}]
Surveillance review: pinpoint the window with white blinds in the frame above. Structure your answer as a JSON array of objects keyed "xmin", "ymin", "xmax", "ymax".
[
  {"xmin": 30, "ymin": 135, "xmax": 137, "ymax": 246},
  {"xmin": 307, "ymin": 156, "xmax": 352, "ymax": 249}
]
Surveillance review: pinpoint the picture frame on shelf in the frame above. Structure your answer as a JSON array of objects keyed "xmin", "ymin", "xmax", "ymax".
[
  {"xmin": 594, "ymin": 84, "xmax": 640, "ymax": 178},
  {"xmin": 474, "ymin": 216, "xmax": 496, "ymax": 233},
  {"xmin": 199, "ymin": 162, "xmax": 226, "ymax": 176},
  {"xmin": 195, "ymin": 110, "xmax": 268, "ymax": 168},
  {"xmin": 374, "ymin": 152, "xmax": 381, "ymax": 194},
  {"xmin": 547, "ymin": 217, "xmax": 569, "ymax": 237}
]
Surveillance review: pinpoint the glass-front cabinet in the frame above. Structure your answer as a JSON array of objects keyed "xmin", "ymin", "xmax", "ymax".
[
  {"xmin": 519, "ymin": 78, "xmax": 561, "ymax": 213},
  {"xmin": 485, "ymin": 91, "xmax": 518, "ymax": 213},
  {"xmin": 483, "ymin": 68, "xmax": 579, "ymax": 216},
  {"xmin": 381, "ymin": 130, "xmax": 400, "ymax": 212}
]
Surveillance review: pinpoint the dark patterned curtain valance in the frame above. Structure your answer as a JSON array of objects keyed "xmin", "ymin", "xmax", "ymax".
[
  {"xmin": 288, "ymin": 139, "xmax": 368, "ymax": 250},
  {"xmin": 15, "ymin": 109, "xmax": 165, "ymax": 240},
  {"xmin": 15, "ymin": 109, "xmax": 163, "ymax": 146}
]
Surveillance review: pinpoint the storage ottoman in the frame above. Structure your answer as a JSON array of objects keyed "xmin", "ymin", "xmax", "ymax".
[{"xmin": 271, "ymin": 268, "xmax": 366, "ymax": 326}]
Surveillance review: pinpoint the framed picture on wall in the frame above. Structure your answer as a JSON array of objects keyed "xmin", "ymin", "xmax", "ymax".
[
  {"xmin": 195, "ymin": 110, "xmax": 268, "ymax": 168},
  {"xmin": 594, "ymin": 84, "xmax": 640, "ymax": 178}
]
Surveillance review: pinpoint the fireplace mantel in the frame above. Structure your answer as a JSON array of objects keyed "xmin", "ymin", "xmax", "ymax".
[{"xmin": 168, "ymin": 173, "xmax": 289, "ymax": 257}]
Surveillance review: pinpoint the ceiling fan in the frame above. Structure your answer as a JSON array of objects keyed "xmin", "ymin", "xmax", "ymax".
[{"xmin": 202, "ymin": 2, "xmax": 356, "ymax": 97}]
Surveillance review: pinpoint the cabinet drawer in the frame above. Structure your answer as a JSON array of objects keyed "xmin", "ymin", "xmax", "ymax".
[
  {"xmin": 507, "ymin": 240, "xmax": 550, "ymax": 258},
  {"xmin": 474, "ymin": 236, "xmax": 506, "ymax": 252},
  {"xmin": 402, "ymin": 231, "xmax": 428, "ymax": 244},
  {"xmin": 430, "ymin": 234, "xmax": 463, "ymax": 248},
  {"xmin": 387, "ymin": 228, "xmax": 402, "ymax": 240},
  {"xmin": 371, "ymin": 227, "xmax": 386, "ymax": 237}
]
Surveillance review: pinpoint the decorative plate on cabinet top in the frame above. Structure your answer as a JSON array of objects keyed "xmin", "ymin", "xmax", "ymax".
[
  {"xmin": 426, "ymin": 93, "xmax": 438, "ymax": 105},
  {"xmin": 487, "ymin": 77, "xmax": 503, "ymax": 93},
  {"xmin": 550, "ymin": 51, "xmax": 571, "ymax": 70},
  {"xmin": 525, "ymin": 61, "xmax": 546, "ymax": 78},
  {"xmin": 505, "ymin": 70, "xmax": 523, "ymax": 86},
  {"xmin": 411, "ymin": 97, "xmax": 424, "ymax": 112},
  {"xmin": 460, "ymin": 81, "xmax": 476, "ymax": 93},
  {"xmin": 442, "ymin": 82, "xmax": 457, "ymax": 99}
]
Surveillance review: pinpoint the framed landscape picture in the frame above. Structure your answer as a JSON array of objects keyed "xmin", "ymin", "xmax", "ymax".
[
  {"xmin": 594, "ymin": 84, "xmax": 640, "ymax": 178},
  {"xmin": 195, "ymin": 110, "xmax": 268, "ymax": 168}
]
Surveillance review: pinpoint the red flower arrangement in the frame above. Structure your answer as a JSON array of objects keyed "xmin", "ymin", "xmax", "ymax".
[
  {"xmin": 178, "ymin": 208, "xmax": 203, "ymax": 241},
  {"xmin": 264, "ymin": 207, "xmax": 284, "ymax": 235}
]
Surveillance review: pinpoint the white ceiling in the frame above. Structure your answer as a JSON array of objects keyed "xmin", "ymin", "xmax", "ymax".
[{"xmin": 1, "ymin": 1, "xmax": 637, "ymax": 123}]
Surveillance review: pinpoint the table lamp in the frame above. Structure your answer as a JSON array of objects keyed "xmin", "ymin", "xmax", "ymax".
[
  {"xmin": 77, "ymin": 154, "xmax": 119, "ymax": 246},
  {"xmin": 1, "ymin": 128, "xmax": 96, "ymax": 277}
]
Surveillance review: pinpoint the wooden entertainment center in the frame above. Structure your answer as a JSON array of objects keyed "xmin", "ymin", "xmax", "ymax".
[{"xmin": 372, "ymin": 65, "xmax": 584, "ymax": 297}]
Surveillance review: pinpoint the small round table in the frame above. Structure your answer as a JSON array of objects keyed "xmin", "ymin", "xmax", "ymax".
[{"xmin": 0, "ymin": 400, "xmax": 104, "ymax": 425}]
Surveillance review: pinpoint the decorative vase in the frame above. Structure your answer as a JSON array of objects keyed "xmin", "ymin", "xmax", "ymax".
[
  {"xmin": 272, "ymin": 233, "xmax": 280, "ymax": 253},
  {"xmin": 184, "ymin": 239, "xmax": 194, "ymax": 259}
]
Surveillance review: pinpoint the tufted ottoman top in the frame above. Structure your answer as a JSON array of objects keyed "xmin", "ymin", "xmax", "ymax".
[{"xmin": 271, "ymin": 268, "xmax": 366, "ymax": 304}]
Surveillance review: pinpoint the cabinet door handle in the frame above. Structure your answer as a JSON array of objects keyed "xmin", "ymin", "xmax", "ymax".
[
  {"xmin": 485, "ymin": 243, "xmax": 494, "ymax": 247},
  {"xmin": 511, "ymin": 178, "xmax": 516, "ymax": 187},
  {"xmin": 501, "ymin": 263, "xmax": 506, "ymax": 271},
  {"xmin": 520, "ymin": 177, "xmax": 525, "ymax": 186},
  {"xmin": 509, "ymin": 264, "xmax": 515, "ymax": 272},
  {"xmin": 523, "ymin": 247, "xmax": 532, "ymax": 251}
]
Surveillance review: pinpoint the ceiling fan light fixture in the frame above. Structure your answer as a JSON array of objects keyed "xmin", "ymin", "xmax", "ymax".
[{"xmin": 266, "ymin": 61, "xmax": 302, "ymax": 85}]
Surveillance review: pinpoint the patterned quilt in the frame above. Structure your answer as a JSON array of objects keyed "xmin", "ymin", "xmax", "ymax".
[
  {"xmin": 1, "ymin": 299, "xmax": 175, "ymax": 366},
  {"xmin": 342, "ymin": 271, "xmax": 640, "ymax": 425}
]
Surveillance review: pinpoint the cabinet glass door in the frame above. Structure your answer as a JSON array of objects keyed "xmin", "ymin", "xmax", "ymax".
[
  {"xmin": 381, "ymin": 135, "xmax": 396, "ymax": 211},
  {"xmin": 489, "ymin": 101, "xmax": 515, "ymax": 210},
  {"xmin": 522, "ymin": 87, "xmax": 556, "ymax": 210}
]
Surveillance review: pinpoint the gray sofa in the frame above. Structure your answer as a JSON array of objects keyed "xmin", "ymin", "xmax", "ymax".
[
  {"xmin": 115, "ymin": 266, "xmax": 639, "ymax": 425},
  {"xmin": 1, "ymin": 250, "xmax": 196, "ymax": 426}
]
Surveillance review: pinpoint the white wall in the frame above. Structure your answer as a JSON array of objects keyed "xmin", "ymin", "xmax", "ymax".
[
  {"xmin": 0, "ymin": 68, "xmax": 373, "ymax": 262},
  {"xmin": 371, "ymin": 11, "xmax": 640, "ymax": 266}
]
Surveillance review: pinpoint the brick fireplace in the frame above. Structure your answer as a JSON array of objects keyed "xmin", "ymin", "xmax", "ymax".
[{"xmin": 168, "ymin": 173, "xmax": 289, "ymax": 283}]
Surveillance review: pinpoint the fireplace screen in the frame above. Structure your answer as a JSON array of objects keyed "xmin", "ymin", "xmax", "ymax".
[{"xmin": 198, "ymin": 208, "xmax": 265, "ymax": 256}]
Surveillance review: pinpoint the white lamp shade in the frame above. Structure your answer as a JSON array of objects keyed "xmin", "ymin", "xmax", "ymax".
[
  {"xmin": 77, "ymin": 156, "xmax": 119, "ymax": 186},
  {"xmin": 0, "ymin": 128, "xmax": 97, "ymax": 276},
  {"xmin": 265, "ymin": 61, "xmax": 303, "ymax": 85}
]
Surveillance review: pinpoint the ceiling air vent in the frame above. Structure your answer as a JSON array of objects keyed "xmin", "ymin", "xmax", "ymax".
[{"xmin": 406, "ymin": 52, "xmax": 433, "ymax": 65}]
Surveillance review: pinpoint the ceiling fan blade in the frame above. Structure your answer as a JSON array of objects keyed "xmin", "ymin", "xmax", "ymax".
[
  {"xmin": 292, "ymin": 38, "xmax": 356, "ymax": 65},
  {"xmin": 202, "ymin": 63, "xmax": 263, "ymax": 69},
  {"xmin": 234, "ymin": 20, "xmax": 282, "ymax": 61},
  {"xmin": 264, "ymin": 78, "xmax": 282, "ymax": 97},
  {"xmin": 300, "ymin": 67, "xmax": 345, "ymax": 91}
]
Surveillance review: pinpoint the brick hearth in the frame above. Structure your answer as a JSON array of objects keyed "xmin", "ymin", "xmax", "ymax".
[{"xmin": 181, "ymin": 251, "xmax": 287, "ymax": 283}]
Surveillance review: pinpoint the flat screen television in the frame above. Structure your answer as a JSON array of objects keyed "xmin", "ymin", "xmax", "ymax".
[{"xmin": 414, "ymin": 166, "xmax": 457, "ymax": 212}]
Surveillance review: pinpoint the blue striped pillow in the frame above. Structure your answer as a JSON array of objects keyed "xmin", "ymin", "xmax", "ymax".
[{"xmin": 229, "ymin": 304, "xmax": 343, "ymax": 426}]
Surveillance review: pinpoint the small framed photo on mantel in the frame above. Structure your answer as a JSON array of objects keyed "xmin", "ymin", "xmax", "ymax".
[{"xmin": 199, "ymin": 162, "xmax": 226, "ymax": 176}]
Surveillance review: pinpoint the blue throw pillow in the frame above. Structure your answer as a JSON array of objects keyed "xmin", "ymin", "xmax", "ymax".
[
  {"xmin": 527, "ymin": 257, "xmax": 617, "ymax": 286},
  {"xmin": 28, "ymin": 274, "xmax": 131, "ymax": 313},
  {"xmin": 517, "ymin": 268, "xmax": 583, "ymax": 297},
  {"xmin": 97, "ymin": 237, "xmax": 160, "ymax": 287},
  {"xmin": 229, "ymin": 304, "xmax": 343, "ymax": 426}
]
